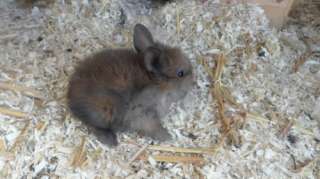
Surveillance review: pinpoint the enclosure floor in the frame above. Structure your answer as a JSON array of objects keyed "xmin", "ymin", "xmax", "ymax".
[{"xmin": 0, "ymin": 0, "xmax": 319, "ymax": 178}]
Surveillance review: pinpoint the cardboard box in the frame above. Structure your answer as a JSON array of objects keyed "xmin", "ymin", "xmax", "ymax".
[{"xmin": 245, "ymin": 0, "xmax": 295, "ymax": 27}]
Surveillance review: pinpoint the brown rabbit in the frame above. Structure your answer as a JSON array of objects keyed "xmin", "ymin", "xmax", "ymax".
[{"xmin": 67, "ymin": 24, "xmax": 194, "ymax": 146}]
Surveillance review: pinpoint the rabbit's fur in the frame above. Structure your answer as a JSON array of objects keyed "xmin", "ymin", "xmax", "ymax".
[{"xmin": 67, "ymin": 24, "xmax": 194, "ymax": 146}]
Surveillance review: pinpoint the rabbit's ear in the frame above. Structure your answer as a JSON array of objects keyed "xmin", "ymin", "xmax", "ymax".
[
  {"xmin": 134, "ymin": 24, "xmax": 154, "ymax": 52},
  {"xmin": 144, "ymin": 47, "xmax": 161, "ymax": 73}
]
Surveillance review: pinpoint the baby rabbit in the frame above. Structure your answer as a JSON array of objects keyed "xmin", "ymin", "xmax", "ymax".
[{"xmin": 67, "ymin": 24, "xmax": 194, "ymax": 146}]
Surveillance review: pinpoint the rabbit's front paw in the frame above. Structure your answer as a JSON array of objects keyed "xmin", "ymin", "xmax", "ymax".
[
  {"xmin": 151, "ymin": 126, "xmax": 171, "ymax": 142},
  {"xmin": 92, "ymin": 128, "xmax": 118, "ymax": 147}
]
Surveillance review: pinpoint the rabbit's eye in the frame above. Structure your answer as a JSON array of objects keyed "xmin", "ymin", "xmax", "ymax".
[{"xmin": 177, "ymin": 70, "xmax": 184, "ymax": 77}]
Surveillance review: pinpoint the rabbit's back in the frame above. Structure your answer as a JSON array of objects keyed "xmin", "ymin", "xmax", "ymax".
[
  {"xmin": 67, "ymin": 49, "xmax": 152, "ymax": 133},
  {"xmin": 70, "ymin": 49, "xmax": 150, "ymax": 93}
]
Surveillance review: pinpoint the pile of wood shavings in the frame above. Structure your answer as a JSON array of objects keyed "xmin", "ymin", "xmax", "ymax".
[{"xmin": 0, "ymin": 0, "xmax": 319, "ymax": 178}]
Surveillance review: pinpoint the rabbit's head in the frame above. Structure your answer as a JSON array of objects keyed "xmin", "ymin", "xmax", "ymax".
[{"xmin": 133, "ymin": 24, "xmax": 195, "ymax": 100}]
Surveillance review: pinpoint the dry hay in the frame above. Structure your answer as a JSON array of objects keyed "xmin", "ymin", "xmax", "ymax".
[{"xmin": 0, "ymin": 0, "xmax": 319, "ymax": 178}]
